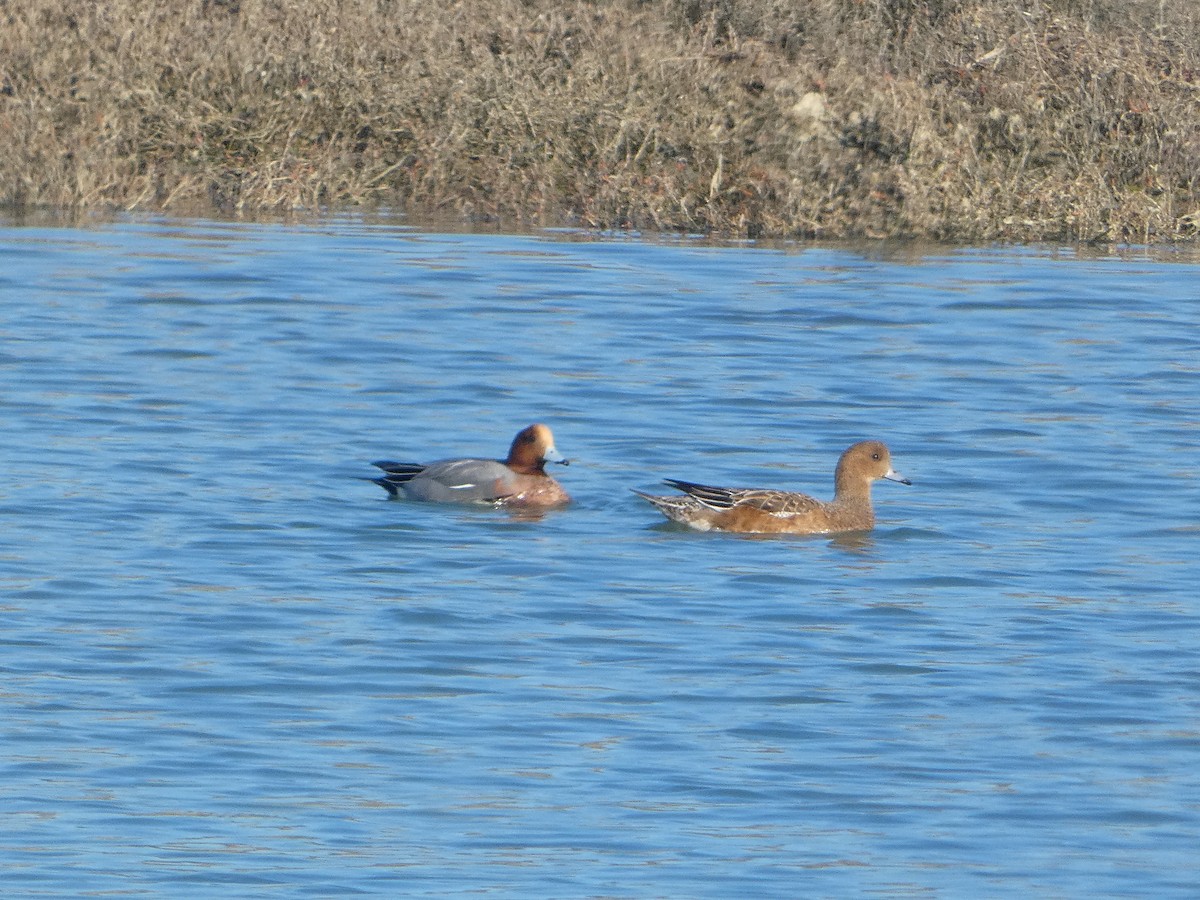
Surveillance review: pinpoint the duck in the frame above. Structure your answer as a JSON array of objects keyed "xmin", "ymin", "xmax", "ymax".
[
  {"xmin": 371, "ymin": 423, "xmax": 571, "ymax": 509},
  {"xmin": 634, "ymin": 440, "xmax": 909, "ymax": 534}
]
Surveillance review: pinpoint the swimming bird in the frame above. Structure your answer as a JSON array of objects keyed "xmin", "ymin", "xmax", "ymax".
[
  {"xmin": 634, "ymin": 440, "xmax": 909, "ymax": 534},
  {"xmin": 371, "ymin": 423, "xmax": 571, "ymax": 509}
]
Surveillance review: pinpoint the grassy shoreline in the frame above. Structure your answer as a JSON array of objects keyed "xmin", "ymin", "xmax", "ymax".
[{"xmin": 3, "ymin": 0, "xmax": 1198, "ymax": 243}]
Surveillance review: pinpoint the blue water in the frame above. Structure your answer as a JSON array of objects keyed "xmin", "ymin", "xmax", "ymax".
[{"xmin": 2, "ymin": 215, "xmax": 1198, "ymax": 897}]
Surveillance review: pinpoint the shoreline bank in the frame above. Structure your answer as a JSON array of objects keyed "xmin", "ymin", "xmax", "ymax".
[{"xmin": 3, "ymin": 0, "xmax": 1198, "ymax": 243}]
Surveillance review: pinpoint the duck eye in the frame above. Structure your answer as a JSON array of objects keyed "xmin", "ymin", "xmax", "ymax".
[{"xmin": 871, "ymin": 452, "xmax": 881, "ymax": 460}]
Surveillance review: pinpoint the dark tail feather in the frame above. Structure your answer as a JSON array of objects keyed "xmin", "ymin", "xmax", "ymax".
[
  {"xmin": 662, "ymin": 478, "xmax": 736, "ymax": 509},
  {"xmin": 372, "ymin": 461, "xmax": 426, "ymax": 479},
  {"xmin": 369, "ymin": 461, "xmax": 426, "ymax": 497}
]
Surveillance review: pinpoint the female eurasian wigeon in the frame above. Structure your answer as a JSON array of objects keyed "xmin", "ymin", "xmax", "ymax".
[
  {"xmin": 371, "ymin": 423, "xmax": 571, "ymax": 509},
  {"xmin": 634, "ymin": 440, "xmax": 910, "ymax": 534}
]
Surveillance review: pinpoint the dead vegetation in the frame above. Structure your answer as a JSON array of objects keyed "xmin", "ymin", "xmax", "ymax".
[{"xmin": 2, "ymin": 0, "xmax": 1198, "ymax": 241}]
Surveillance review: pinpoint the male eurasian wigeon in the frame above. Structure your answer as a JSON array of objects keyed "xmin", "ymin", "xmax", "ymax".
[
  {"xmin": 634, "ymin": 440, "xmax": 910, "ymax": 534},
  {"xmin": 371, "ymin": 423, "xmax": 571, "ymax": 509}
]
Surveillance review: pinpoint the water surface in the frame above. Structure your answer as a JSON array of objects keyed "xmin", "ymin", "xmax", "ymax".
[{"xmin": 2, "ymin": 215, "xmax": 1198, "ymax": 896}]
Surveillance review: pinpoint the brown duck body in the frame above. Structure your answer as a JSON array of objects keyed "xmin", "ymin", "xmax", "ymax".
[{"xmin": 635, "ymin": 440, "xmax": 909, "ymax": 534}]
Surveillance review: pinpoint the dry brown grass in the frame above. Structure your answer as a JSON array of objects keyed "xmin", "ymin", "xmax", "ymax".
[{"xmin": 2, "ymin": 0, "xmax": 1198, "ymax": 241}]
